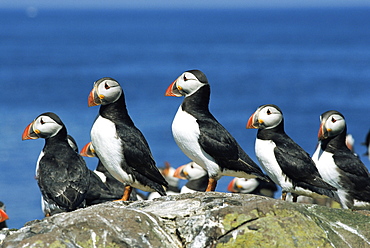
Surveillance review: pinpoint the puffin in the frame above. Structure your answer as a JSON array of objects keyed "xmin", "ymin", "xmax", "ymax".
[
  {"xmin": 246, "ymin": 104, "xmax": 338, "ymax": 202},
  {"xmin": 39, "ymin": 135, "xmax": 123, "ymax": 216},
  {"xmin": 22, "ymin": 112, "xmax": 90, "ymax": 213},
  {"xmin": 41, "ymin": 135, "xmax": 80, "ymax": 216},
  {"xmin": 173, "ymin": 161, "xmax": 209, "ymax": 193},
  {"xmin": 0, "ymin": 201, "xmax": 9, "ymax": 230},
  {"xmin": 165, "ymin": 70, "xmax": 269, "ymax": 191},
  {"xmin": 227, "ymin": 177, "xmax": 277, "ymax": 198},
  {"xmin": 312, "ymin": 110, "xmax": 370, "ymax": 209},
  {"xmin": 88, "ymin": 77, "xmax": 168, "ymax": 200},
  {"xmin": 80, "ymin": 141, "xmax": 144, "ymax": 201}
]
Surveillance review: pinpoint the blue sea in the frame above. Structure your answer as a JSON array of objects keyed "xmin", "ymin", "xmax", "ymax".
[{"xmin": 0, "ymin": 7, "xmax": 369, "ymax": 229}]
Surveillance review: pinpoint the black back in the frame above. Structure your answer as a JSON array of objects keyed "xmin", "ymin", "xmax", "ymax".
[{"xmin": 38, "ymin": 126, "xmax": 90, "ymax": 212}]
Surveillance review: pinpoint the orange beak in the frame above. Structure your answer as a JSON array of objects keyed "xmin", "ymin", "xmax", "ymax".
[
  {"xmin": 0, "ymin": 209, "xmax": 9, "ymax": 222},
  {"xmin": 246, "ymin": 113, "xmax": 258, "ymax": 129},
  {"xmin": 227, "ymin": 178, "xmax": 238, "ymax": 192},
  {"xmin": 318, "ymin": 123, "xmax": 326, "ymax": 140},
  {"xmin": 22, "ymin": 121, "xmax": 39, "ymax": 140},
  {"xmin": 173, "ymin": 164, "xmax": 187, "ymax": 179},
  {"xmin": 165, "ymin": 80, "xmax": 182, "ymax": 97},
  {"xmin": 88, "ymin": 87, "xmax": 101, "ymax": 107},
  {"xmin": 80, "ymin": 142, "xmax": 96, "ymax": 157}
]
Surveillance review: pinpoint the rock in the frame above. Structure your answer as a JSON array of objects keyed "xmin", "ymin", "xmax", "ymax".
[{"xmin": 1, "ymin": 192, "xmax": 369, "ymax": 247}]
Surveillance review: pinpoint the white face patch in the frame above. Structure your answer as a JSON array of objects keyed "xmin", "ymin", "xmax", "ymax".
[
  {"xmin": 257, "ymin": 106, "xmax": 282, "ymax": 129},
  {"xmin": 176, "ymin": 72, "xmax": 206, "ymax": 97},
  {"xmin": 182, "ymin": 162, "xmax": 208, "ymax": 180},
  {"xmin": 234, "ymin": 178, "xmax": 259, "ymax": 193},
  {"xmin": 34, "ymin": 115, "xmax": 63, "ymax": 138},
  {"xmin": 325, "ymin": 114, "xmax": 346, "ymax": 137},
  {"xmin": 95, "ymin": 79, "xmax": 122, "ymax": 105}
]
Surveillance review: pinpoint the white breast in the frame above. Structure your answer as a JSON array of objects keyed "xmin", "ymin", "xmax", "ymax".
[
  {"xmin": 35, "ymin": 150, "xmax": 44, "ymax": 178},
  {"xmin": 255, "ymin": 138, "xmax": 323, "ymax": 198},
  {"xmin": 91, "ymin": 116, "xmax": 157, "ymax": 192},
  {"xmin": 91, "ymin": 116, "xmax": 134, "ymax": 185},
  {"xmin": 312, "ymin": 144, "xmax": 342, "ymax": 189},
  {"xmin": 312, "ymin": 144, "xmax": 349, "ymax": 207},
  {"xmin": 255, "ymin": 139, "xmax": 288, "ymax": 188},
  {"xmin": 172, "ymin": 106, "xmax": 219, "ymax": 177}
]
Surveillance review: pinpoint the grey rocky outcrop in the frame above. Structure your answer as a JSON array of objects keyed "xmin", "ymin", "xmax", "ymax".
[{"xmin": 1, "ymin": 192, "xmax": 369, "ymax": 247}]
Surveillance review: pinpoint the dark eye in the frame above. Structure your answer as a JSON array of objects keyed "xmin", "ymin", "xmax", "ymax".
[
  {"xmin": 267, "ymin": 109, "xmax": 271, "ymax": 115},
  {"xmin": 331, "ymin": 117, "xmax": 336, "ymax": 123},
  {"xmin": 105, "ymin": 83, "xmax": 110, "ymax": 89},
  {"xmin": 183, "ymin": 75, "xmax": 188, "ymax": 81},
  {"xmin": 40, "ymin": 118, "xmax": 45, "ymax": 125},
  {"xmin": 190, "ymin": 164, "xmax": 194, "ymax": 169}
]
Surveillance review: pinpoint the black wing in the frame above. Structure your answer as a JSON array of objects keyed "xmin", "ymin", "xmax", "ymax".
[
  {"xmin": 38, "ymin": 149, "xmax": 89, "ymax": 211},
  {"xmin": 85, "ymin": 169, "xmax": 122, "ymax": 205},
  {"xmin": 273, "ymin": 133, "xmax": 336, "ymax": 191},
  {"xmin": 333, "ymin": 149, "xmax": 370, "ymax": 202},
  {"xmin": 197, "ymin": 118, "xmax": 266, "ymax": 178},
  {"xmin": 118, "ymin": 124, "xmax": 168, "ymax": 192}
]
